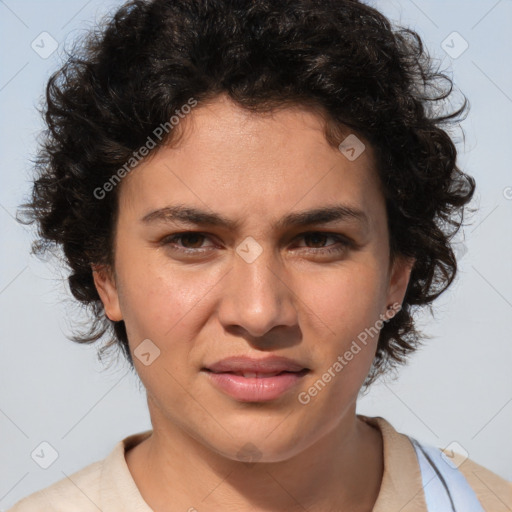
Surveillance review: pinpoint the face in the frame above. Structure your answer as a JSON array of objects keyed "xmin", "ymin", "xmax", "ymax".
[{"xmin": 94, "ymin": 94, "xmax": 412, "ymax": 462}]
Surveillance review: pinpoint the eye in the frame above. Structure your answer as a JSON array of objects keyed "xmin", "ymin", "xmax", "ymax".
[
  {"xmin": 159, "ymin": 230, "xmax": 354, "ymax": 257},
  {"xmin": 160, "ymin": 232, "xmax": 215, "ymax": 253},
  {"xmin": 293, "ymin": 231, "xmax": 353, "ymax": 255}
]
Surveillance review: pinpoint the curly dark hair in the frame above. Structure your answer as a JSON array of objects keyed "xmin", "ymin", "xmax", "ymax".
[{"xmin": 19, "ymin": 0, "xmax": 475, "ymax": 386}]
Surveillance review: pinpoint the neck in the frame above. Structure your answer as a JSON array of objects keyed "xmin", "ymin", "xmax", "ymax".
[{"xmin": 125, "ymin": 404, "xmax": 383, "ymax": 512}]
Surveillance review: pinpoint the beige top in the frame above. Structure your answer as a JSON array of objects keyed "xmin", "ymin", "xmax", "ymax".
[{"xmin": 8, "ymin": 415, "xmax": 512, "ymax": 511}]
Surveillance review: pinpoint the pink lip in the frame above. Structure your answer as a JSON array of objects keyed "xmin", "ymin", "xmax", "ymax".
[
  {"xmin": 202, "ymin": 356, "xmax": 309, "ymax": 402},
  {"xmin": 204, "ymin": 355, "xmax": 307, "ymax": 374},
  {"xmin": 203, "ymin": 370, "xmax": 309, "ymax": 402}
]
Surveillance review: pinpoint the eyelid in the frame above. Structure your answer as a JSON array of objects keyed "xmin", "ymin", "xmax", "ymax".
[
  {"xmin": 292, "ymin": 233, "xmax": 357, "ymax": 256},
  {"xmin": 293, "ymin": 230, "xmax": 355, "ymax": 247},
  {"xmin": 159, "ymin": 231, "xmax": 216, "ymax": 249}
]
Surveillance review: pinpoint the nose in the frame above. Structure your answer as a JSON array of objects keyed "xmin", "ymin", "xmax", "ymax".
[{"xmin": 216, "ymin": 245, "xmax": 298, "ymax": 340}]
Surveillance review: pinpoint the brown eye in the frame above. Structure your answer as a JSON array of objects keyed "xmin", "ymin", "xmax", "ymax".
[
  {"xmin": 174, "ymin": 232, "xmax": 206, "ymax": 249},
  {"xmin": 302, "ymin": 232, "xmax": 331, "ymax": 248},
  {"xmin": 160, "ymin": 232, "xmax": 214, "ymax": 253},
  {"xmin": 294, "ymin": 232, "xmax": 353, "ymax": 255}
]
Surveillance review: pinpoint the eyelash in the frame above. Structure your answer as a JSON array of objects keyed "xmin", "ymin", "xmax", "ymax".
[{"xmin": 159, "ymin": 231, "xmax": 353, "ymax": 256}]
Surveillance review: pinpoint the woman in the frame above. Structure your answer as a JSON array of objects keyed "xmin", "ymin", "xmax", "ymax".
[{"xmin": 11, "ymin": 0, "xmax": 511, "ymax": 510}]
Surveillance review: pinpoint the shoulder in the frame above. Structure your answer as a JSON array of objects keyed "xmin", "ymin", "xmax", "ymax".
[
  {"xmin": 359, "ymin": 414, "xmax": 512, "ymax": 511},
  {"xmin": 7, "ymin": 459, "xmax": 104, "ymax": 511},
  {"xmin": 7, "ymin": 430, "xmax": 152, "ymax": 512},
  {"xmin": 448, "ymin": 451, "xmax": 512, "ymax": 512}
]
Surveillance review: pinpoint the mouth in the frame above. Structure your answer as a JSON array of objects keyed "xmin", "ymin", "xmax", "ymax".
[
  {"xmin": 200, "ymin": 357, "xmax": 310, "ymax": 402},
  {"xmin": 202, "ymin": 369, "xmax": 310, "ymax": 378},
  {"xmin": 202, "ymin": 355, "xmax": 309, "ymax": 374}
]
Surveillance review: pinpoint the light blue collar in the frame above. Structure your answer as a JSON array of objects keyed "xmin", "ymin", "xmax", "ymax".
[{"xmin": 409, "ymin": 437, "xmax": 485, "ymax": 512}]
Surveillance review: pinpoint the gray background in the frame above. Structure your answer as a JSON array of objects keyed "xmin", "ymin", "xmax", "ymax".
[{"xmin": 1, "ymin": 0, "xmax": 511, "ymax": 509}]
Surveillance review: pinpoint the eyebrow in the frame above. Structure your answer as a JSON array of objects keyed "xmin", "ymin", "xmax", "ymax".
[{"xmin": 141, "ymin": 204, "xmax": 369, "ymax": 231}]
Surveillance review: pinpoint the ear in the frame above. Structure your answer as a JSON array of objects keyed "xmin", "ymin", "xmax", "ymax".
[
  {"xmin": 92, "ymin": 264, "xmax": 123, "ymax": 321},
  {"xmin": 385, "ymin": 256, "xmax": 415, "ymax": 313}
]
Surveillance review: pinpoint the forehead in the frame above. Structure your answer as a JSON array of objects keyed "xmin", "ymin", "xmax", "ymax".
[{"xmin": 118, "ymin": 95, "xmax": 385, "ymax": 233}]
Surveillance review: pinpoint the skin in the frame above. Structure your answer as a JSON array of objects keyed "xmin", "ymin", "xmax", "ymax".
[{"xmin": 93, "ymin": 94, "xmax": 413, "ymax": 512}]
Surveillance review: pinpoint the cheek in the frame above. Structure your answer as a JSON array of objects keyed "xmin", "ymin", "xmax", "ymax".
[
  {"xmin": 303, "ymin": 261, "xmax": 387, "ymax": 338},
  {"xmin": 296, "ymin": 262, "xmax": 387, "ymax": 397},
  {"xmin": 296, "ymin": 266, "xmax": 385, "ymax": 411},
  {"xmin": 115, "ymin": 254, "xmax": 223, "ymax": 345}
]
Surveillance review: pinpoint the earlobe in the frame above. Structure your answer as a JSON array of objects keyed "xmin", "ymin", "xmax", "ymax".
[{"xmin": 91, "ymin": 264, "xmax": 123, "ymax": 321}]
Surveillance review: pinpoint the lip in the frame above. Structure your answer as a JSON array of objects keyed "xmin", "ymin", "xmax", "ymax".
[
  {"xmin": 202, "ymin": 356, "xmax": 309, "ymax": 402},
  {"xmin": 204, "ymin": 355, "xmax": 307, "ymax": 374}
]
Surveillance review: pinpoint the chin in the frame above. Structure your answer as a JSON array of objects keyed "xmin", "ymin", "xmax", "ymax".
[
  {"xmin": 212, "ymin": 436, "xmax": 305, "ymax": 465},
  {"xmin": 197, "ymin": 416, "xmax": 321, "ymax": 465}
]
